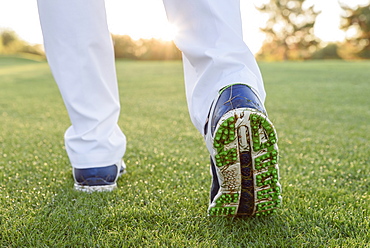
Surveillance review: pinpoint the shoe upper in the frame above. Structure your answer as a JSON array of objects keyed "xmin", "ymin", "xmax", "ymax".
[
  {"xmin": 209, "ymin": 159, "xmax": 221, "ymax": 203},
  {"xmin": 209, "ymin": 84, "xmax": 266, "ymax": 135},
  {"xmin": 73, "ymin": 161, "xmax": 125, "ymax": 187}
]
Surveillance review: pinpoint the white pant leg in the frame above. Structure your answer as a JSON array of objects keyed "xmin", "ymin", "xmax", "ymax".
[
  {"xmin": 37, "ymin": 0, "xmax": 126, "ymax": 168},
  {"xmin": 163, "ymin": 0, "xmax": 266, "ymax": 134}
]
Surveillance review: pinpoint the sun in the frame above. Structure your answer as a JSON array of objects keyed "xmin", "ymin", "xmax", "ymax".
[
  {"xmin": 156, "ymin": 23, "xmax": 178, "ymax": 41},
  {"xmin": 105, "ymin": 1, "xmax": 176, "ymax": 41}
]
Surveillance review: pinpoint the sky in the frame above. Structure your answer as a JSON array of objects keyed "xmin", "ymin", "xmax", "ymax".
[{"xmin": 0, "ymin": 0, "xmax": 369, "ymax": 54}]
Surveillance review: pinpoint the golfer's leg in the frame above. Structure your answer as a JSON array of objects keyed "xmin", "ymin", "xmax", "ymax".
[
  {"xmin": 163, "ymin": 0, "xmax": 265, "ymax": 134},
  {"xmin": 37, "ymin": 0, "xmax": 126, "ymax": 168}
]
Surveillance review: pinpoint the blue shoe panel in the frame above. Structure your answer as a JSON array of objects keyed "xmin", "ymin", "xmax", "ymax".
[
  {"xmin": 210, "ymin": 84, "xmax": 266, "ymax": 134},
  {"xmin": 210, "ymin": 157, "xmax": 221, "ymax": 203},
  {"xmin": 74, "ymin": 165, "xmax": 118, "ymax": 186}
]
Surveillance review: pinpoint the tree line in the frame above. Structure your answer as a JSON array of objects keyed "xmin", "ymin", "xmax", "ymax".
[
  {"xmin": 256, "ymin": 0, "xmax": 370, "ymax": 60},
  {"xmin": 0, "ymin": 29, "xmax": 44, "ymax": 59},
  {"xmin": 0, "ymin": 30, "xmax": 181, "ymax": 61},
  {"xmin": 111, "ymin": 35, "xmax": 181, "ymax": 60},
  {"xmin": 1, "ymin": 1, "xmax": 369, "ymax": 61}
]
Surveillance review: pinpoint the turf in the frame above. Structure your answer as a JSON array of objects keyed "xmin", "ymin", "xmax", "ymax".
[{"xmin": 0, "ymin": 57, "xmax": 369, "ymax": 247}]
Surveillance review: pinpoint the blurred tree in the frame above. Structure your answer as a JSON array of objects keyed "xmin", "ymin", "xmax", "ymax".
[
  {"xmin": 311, "ymin": 43, "xmax": 342, "ymax": 60},
  {"xmin": 20, "ymin": 44, "xmax": 45, "ymax": 57},
  {"xmin": 256, "ymin": 0, "xmax": 320, "ymax": 60},
  {"xmin": 0, "ymin": 29, "xmax": 26, "ymax": 54},
  {"xmin": 136, "ymin": 39, "xmax": 181, "ymax": 60},
  {"xmin": 340, "ymin": 2, "xmax": 370, "ymax": 59},
  {"xmin": 0, "ymin": 29, "xmax": 45, "ymax": 58},
  {"xmin": 337, "ymin": 41, "xmax": 359, "ymax": 60},
  {"xmin": 0, "ymin": 36, "xmax": 3, "ymax": 53},
  {"xmin": 1, "ymin": 29, "xmax": 17, "ymax": 46},
  {"xmin": 111, "ymin": 35, "xmax": 137, "ymax": 59},
  {"xmin": 112, "ymin": 34, "xmax": 181, "ymax": 60}
]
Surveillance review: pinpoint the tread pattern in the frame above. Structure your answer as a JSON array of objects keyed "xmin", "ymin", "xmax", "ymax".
[
  {"xmin": 250, "ymin": 113, "xmax": 281, "ymax": 217},
  {"xmin": 213, "ymin": 117, "xmax": 237, "ymax": 167},
  {"xmin": 209, "ymin": 110, "xmax": 282, "ymax": 217}
]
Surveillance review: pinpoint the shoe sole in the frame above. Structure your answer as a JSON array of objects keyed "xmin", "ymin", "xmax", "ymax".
[
  {"xmin": 74, "ymin": 183, "xmax": 117, "ymax": 193},
  {"xmin": 208, "ymin": 108, "xmax": 282, "ymax": 217}
]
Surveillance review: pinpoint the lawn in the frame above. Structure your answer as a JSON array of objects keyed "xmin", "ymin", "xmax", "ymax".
[{"xmin": 0, "ymin": 56, "xmax": 369, "ymax": 247}]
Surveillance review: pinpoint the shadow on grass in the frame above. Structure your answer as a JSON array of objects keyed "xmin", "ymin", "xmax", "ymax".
[{"xmin": 205, "ymin": 213, "xmax": 291, "ymax": 246}]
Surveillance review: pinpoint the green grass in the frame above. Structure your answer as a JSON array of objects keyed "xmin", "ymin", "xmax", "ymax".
[{"xmin": 0, "ymin": 57, "xmax": 369, "ymax": 247}]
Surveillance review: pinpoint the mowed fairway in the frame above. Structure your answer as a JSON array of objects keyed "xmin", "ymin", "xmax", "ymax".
[{"xmin": 0, "ymin": 56, "xmax": 369, "ymax": 247}]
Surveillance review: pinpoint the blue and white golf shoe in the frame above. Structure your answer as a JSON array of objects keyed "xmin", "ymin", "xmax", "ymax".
[
  {"xmin": 73, "ymin": 160, "xmax": 126, "ymax": 192},
  {"xmin": 204, "ymin": 84, "xmax": 282, "ymax": 217}
]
